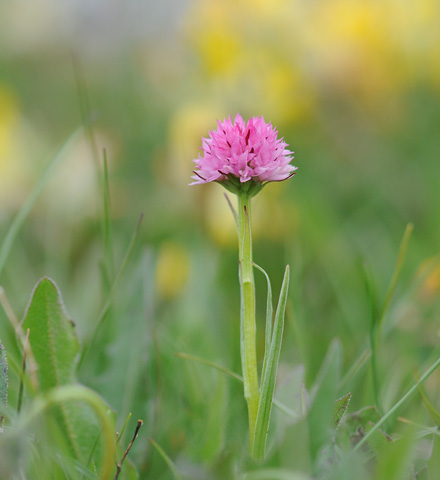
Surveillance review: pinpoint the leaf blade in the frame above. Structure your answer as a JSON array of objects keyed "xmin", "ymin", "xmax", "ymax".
[
  {"xmin": 252, "ymin": 262, "xmax": 273, "ymax": 379},
  {"xmin": 0, "ymin": 340, "xmax": 7, "ymax": 424},
  {"xmin": 22, "ymin": 278, "xmax": 101, "ymax": 465},
  {"xmin": 253, "ymin": 265, "xmax": 290, "ymax": 459},
  {"xmin": 22, "ymin": 277, "xmax": 79, "ymax": 390}
]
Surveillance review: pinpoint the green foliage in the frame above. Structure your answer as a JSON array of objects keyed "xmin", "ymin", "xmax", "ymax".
[
  {"xmin": 0, "ymin": 340, "xmax": 7, "ymax": 423},
  {"xmin": 21, "ymin": 278, "xmax": 105, "ymax": 468},
  {"xmin": 307, "ymin": 339, "xmax": 341, "ymax": 464},
  {"xmin": 23, "ymin": 277, "xmax": 79, "ymax": 390},
  {"xmin": 253, "ymin": 265, "xmax": 290, "ymax": 459},
  {"xmin": 333, "ymin": 392, "xmax": 351, "ymax": 427},
  {"xmin": 1, "ymin": 16, "xmax": 440, "ymax": 477}
]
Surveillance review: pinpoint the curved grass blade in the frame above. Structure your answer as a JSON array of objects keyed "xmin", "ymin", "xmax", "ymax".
[
  {"xmin": 149, "ymin": 437, "xmax": 181, "ymax": 480},
  {"xmin": 176, "ymin": 352, "xmax": 297, "ymax": 419},
  {"xmin": 0, "ymin": 128, "xmax": 83, "ymax": 278},
  {"xmin": 414, "ymin": 370, "xmax": 440, "ymax": 427},
  {"xmin": 252, "ymin": 265, "xmax": 290, "ymax": 460},
  {"xmin": 175, "ymin": 352, "xmax": 243, "ymax": 382},
  {"xmin": 354, "ymin": 354, "xmax": 440, "ymax": 452},
  {"xmin": 252, "ymin": 262, "xmax": 273, "ymax": 380}
]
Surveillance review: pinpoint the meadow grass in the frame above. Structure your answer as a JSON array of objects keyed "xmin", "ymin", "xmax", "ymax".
[
  {"xmin": 1, "ymin": 126, "xmax": 440, "ymax": 480},
  {"xmin": 0, "ymin": 42, "xmax": 440, "ymax": 478}
]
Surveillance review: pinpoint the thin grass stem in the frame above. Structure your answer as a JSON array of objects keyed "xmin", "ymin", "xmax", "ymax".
[{"xmin": 353, "ymin": 354, "xmax": 440, "ymax": 451}]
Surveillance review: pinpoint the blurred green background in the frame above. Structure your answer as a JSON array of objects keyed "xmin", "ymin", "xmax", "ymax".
[{"xmin": 1, "ymin": 0, "xmax": 440, "ymax": 478}]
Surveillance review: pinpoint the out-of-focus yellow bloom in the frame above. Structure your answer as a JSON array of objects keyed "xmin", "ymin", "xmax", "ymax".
[
  {"xmin": 253, "ymin": 189, "xmax": 299, "ymax": 241},
  {"xmin": 204, "ymin": 187, "xmax": 237, "ymax": 247},
  {"xmin": 184, "ymin": 0, "xmax": 314, "ymax": 124},
  {"xmin": 0, "ymin": 86, "xmax": 18, "ymax": 162},
  {"xmin": 168, "ymin": 104, "xmax": 221, "ymax": 191},
  {"xmin": 155, "ymin": 242, "xmax": 190, "ymax": 299},
  {"xmin": 0, "ymin": 85, "xmax": 35, "ymax": 210},
  {"xmin": 417, "ymin": 257, "xmax": 440, "ymax": 301},
  {"xmin": 184, "ymin": 0, "xmax": 439, "ymax": 119},
  {"xmin": 41, "ymin": 131, "xmax": 117, "ymax": 220}
]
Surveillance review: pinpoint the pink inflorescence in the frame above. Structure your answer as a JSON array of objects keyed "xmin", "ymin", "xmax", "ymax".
[{"xmin": 191, "ymin": 114, "xmax": 297, "ymax": 194}]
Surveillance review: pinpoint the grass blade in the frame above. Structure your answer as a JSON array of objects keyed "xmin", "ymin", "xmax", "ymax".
[
  {"xmin": 149, "ymin": 437, "xmax": 181, "ymax": 479},
  {"xmin": 362, "ymin": 262, "xmax": 381, "ymax": 413},
  {"xmin": 101, "ymin": 149, "xmax": 114, "ymax": 281},
  {"xmin": 252, "ymin": 262, "xmax": 273, "ymax": 379},
  {"xmin": 175, "ymin": 352, "xmax": 243, "ymax": 382},
  {"xmin": 79, "ymin": 213, "xmax": 144, "ymax": 368},
  {"xmin": 0, "ymin": 128, "xmax": 83, "ymax": 278},
  {"xmin": 414, "ymin": 370, "xmax": 440, "ymax": 427},
  {"xmin": 176, "ymin": 352, "xmax": 298, "ymax": 419},
  {"xmin": 0, "ymin": 339, "xmax": 7, "ymax": 425},
  {"xmin": 252, "ymin": 265, "xmax": 290, "ymax": 460},
  {"xmin": 377, "ymin": 223, "xmax": 413, "ymax": 340},
  {"xmin": 353, "ymin": 354, "xmax": 440, "ymax": 452}
]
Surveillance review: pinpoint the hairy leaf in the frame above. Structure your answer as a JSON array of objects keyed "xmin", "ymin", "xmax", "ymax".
[{"xmin": 22, "ymin": 277, "xmax": 100, "ymax": 464}]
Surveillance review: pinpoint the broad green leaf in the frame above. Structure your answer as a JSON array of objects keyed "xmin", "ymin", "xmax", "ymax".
[
  {"xmin": 307, "ymin": 338, "xmax": 341, "ymax": 463},
  {"xmin": 22, "ymin": 277, "xmax": 101, "ymax": 465},
  {"xmin": 0, "ymin": 340, "xmax": 7, "ymax": 424},
  {"xmin": 253, "ymin": 265, "xmax": 290, "ymax": 459},
  {"xmin": 22, "ymin": 277, "xmax": 79, "ymax": 390}
]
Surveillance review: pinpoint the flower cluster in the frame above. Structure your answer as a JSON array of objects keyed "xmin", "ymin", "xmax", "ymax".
[{"xmin": 191, "ymin": 114, "xmax": 296, "ymax": 195}]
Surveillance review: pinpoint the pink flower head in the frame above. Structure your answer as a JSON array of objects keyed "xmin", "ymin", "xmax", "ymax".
[{"xmin": 191, "ymin": 114, "xmax": 297, "ymax": 196}]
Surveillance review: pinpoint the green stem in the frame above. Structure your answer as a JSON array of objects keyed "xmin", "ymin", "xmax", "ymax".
[{"xmin": 237, "ymin": 192, "xmax": 259, "ymax": 452}]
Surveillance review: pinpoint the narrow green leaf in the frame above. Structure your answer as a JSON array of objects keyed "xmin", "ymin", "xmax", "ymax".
[
  {"xmin": 102, "ymin": 149, "xmax": 114, "ymax": 281},
  {"xmin": 252, "ymin": 262, "xmax": 273, "ymax": 377},
  {"xmin": 0, "ymin": 128, "xmax": 82, "ymax": 278},
  {"xmin": 415, "ymin": 372, "xmax": 440, "ymax": 427},
  {"xmin": 307, "ymin": 339, "xmax": 341, "ymax": 462},
  {"xmin": 253, "ymin": 265, "xmax": 290, "ymax": 459},
  {"xmin": 354, "ymin": 354, "xmax": 440, "ymax": 452},
  {"xmin": 175, "ymin": 352, "xmax": 243, "ymax": 382},
  {"xmin": 79, "ymin": 213, "xmax": 144, "ymax": 369},
  {"xmin": 0, "ymin": 340, "xmax": 7, "ymax": 424},
  {"xmin": 149, "ymin": 437, "xmax": 181, "ymax": 480},
  {"xmin": 377, "ymin": 223, "xmax": 413, "ymax": 338},
  {"xmin": 22, "ymin": 277, "xmax": 101, "ymax": 465},
  {"xmin": 176, "ymin": 352, "xmax": 297, "ymax": 419},
  {"xmin": 362, "ymin": 262, "xmax": 381, "ymax": 413},
  {"xmin": 339, "ymin": 348, "xmax": 371, "ymax": 389}
]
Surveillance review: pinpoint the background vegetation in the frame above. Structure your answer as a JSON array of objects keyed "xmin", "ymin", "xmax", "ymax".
[{"xmin": 0, "ymin": 0, "xmax": 439, "ymax": 478}]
